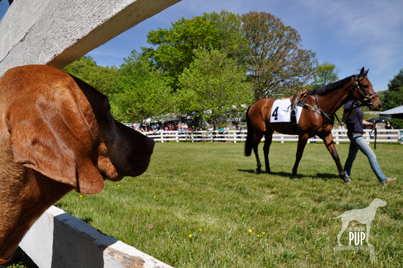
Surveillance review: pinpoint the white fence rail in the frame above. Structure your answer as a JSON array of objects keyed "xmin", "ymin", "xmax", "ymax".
[{"xmin": 141, "ymin": 129, "xmax": 403, "ymax": 144}]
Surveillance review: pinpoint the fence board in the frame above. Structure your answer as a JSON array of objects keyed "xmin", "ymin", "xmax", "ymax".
[
  {"xmin": 0, "ymin": 0, "xmax": 180, "ymax": 75},
  {"xmin": 141, "ymin": 129, "xmax": 402, "ymax": 144}
]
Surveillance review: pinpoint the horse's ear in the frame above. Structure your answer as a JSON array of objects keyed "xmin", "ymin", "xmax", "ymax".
[{"xmin": 358, "ymin": 67, "xmax": 368, "ymax": 80}]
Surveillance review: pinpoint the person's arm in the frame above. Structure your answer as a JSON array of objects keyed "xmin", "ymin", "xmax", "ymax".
[{"xmin": 363, "ymin": 120, "xmax": 378, "ymax": 129}]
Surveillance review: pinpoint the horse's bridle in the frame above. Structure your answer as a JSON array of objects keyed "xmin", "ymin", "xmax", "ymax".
[{"xmin": 353, "ymin": 74, "xmax": 378, "ymax": 106}]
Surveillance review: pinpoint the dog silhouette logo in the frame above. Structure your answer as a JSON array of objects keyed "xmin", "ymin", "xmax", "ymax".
[{"xmin": 334, "ymin": 198, "xmax": 386, "ymax": 247}]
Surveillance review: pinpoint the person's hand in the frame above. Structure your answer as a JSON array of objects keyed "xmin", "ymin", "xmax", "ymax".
[{"xmin": 373, "ymin": 123, "xmax": 378, "ymax": 130}]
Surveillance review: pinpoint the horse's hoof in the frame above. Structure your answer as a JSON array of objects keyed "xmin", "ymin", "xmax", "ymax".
[
  {"xmin": 292, "ymin": 175, "xmax": 299, "ymax": 180},
  {"xmin": 254, "ymin": 169, "xmax": 261, "ymax": 174},
  {"xmin": 344, "ymin": 179, "xmax": 351, "ymax": 184}
]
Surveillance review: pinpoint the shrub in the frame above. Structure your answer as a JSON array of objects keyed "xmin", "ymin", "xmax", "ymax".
[{"xmin": 390, "ymin": 118, "xmax": 403, "ymax": 129}]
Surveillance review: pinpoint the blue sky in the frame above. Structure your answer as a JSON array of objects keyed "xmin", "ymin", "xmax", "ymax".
[{"xmin": 1, "ymin": 0, "xmax": 403, "ymax": 92}]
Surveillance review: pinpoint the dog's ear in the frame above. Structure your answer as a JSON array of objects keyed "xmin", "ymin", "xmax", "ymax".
[{"xmin": 8, "ymin": 88, "xmax": 104, "ymax": 194}]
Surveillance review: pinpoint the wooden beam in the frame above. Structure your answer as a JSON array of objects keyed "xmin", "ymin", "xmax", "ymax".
[
  {"xmin": 20, "ymin": 206, "xmax": 173, "ymax": 268},
  {"xmin": 0, "ymin": 0, "xmax": 180, "ymax": 76}
]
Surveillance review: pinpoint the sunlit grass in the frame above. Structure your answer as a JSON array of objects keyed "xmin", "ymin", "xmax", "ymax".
[{"xmin": 50, "ymin": 142, "xmax": 403, "ymax": 267}]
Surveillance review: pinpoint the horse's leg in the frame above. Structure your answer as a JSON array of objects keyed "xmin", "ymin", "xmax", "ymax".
[
  {"xmin": 264, "ymin": 129, "xmax": 274, "ymax": 174},
  {"xmin": 292, "ymin": 134, "xmax": 309, "ymax": 179},
  {"xmin": 253, "ymin": 133, "xmax": 264, "ymax": 174},
  {"xmin": 319, "ymin": 132, "xmax": 349, "ymax": 183}
]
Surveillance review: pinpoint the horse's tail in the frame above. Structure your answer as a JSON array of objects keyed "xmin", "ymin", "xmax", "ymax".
[{"xmin": 244, "ymin": 106, "xmax": 254, "ymax": 157}]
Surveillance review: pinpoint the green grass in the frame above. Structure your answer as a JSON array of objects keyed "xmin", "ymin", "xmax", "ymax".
[{"xmin": 52, "ymin": 142, "xmax": 402, "ymax": 267}]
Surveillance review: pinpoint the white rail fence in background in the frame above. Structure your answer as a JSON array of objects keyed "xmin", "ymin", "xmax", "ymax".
[{"xmin": 142, "ymin": 129, "xmax": 403, "ymax": 144}]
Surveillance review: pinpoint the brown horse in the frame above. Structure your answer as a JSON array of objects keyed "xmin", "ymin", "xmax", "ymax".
[{"xmin": 244, "ymin": 68, "xmax": 381, "ymax": 183}]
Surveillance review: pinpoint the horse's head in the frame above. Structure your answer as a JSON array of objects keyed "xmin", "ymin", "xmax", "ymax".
[{"xmin": 352, "ymin": 67, "xmax": 381, "ymax": 110}]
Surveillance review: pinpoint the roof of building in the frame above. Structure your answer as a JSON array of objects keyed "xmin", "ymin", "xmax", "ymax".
[{"xmin": 379, "ymin": 105, "xmax": 403, "ymax": 115}]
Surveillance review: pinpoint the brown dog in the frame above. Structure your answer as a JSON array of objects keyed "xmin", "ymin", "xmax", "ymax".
[{"xmin": 0, "ymin": 65, "xmax": 155, "ymax": 263}]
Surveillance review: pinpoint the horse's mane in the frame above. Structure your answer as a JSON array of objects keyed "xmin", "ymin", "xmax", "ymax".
[{"xmin": 307, "ymin": 76, "xmax": 353, "ymax": 96}]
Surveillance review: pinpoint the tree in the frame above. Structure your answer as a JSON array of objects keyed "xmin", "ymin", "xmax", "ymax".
[
  {"xmin": 310, "ymin": 61, "xmax": 339, "ymax": 88},
  {"xmin": 63, "ymin": 56, "xmax": 118, "ymax": 97},
  {"xmin": 110, "ymin": 51, "xmax": 172, "ymax": 122},
  {"xmin": 142, "ymin": 15, "xmax": 219, "ymax": 89},
  {"xmin": 205, "ymin": 10, "xmax": 249, "ymax": 65},
  {"xmin": 380, "ymin": 68, "xmax": 403, "ymax": 110},
  {"xmin": 178, "ymin": 48, "xmax": 253, "ymax": 129},
  {"xmin": 241, "ymin": 11, "xmax": 316, "ymax": 101},
  {"xmin": 142, "ymin": 11, "xmax": 249, "ymax": 90}
]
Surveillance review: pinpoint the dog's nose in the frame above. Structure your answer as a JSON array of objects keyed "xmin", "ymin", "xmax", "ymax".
[{"xmin": 146, "ymin": 137, "xmax": 155, "ymax": 151}]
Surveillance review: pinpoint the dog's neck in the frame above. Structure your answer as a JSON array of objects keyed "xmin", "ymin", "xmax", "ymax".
[{"xmin": 0, "ymin": 168, "xmax": 73, "ymax": 259}]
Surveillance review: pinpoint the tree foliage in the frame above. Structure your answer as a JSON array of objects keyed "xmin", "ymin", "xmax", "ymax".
[
  {"xmin": 178, "ymin": 48, "xmax": 253, "ymax": 128},
  {"xmin": 142, "ymin": 11, "xmax": 249, "ymax": 90},
  {"xmin": 241, "ymin": 11, "xmax": 316, "ymax": 101},
  {"xmin": 142, "ymin": 15, "xmax": 219, "ymax": 89},
  {"xmin": 381, "ymin": 68, "xmax": 403, "ymax": 110},
  {"xmin": 63, "ymin": 56, "xmax": 118, "ymax": 97},
  {"xmin": 310, "ymin": 61, "xmax": 339, "ymax": 88},
  {"xmin": 204, "ymin": 10, "xmax": 249, "ymax": 65},
  {"xmin": 110, "ymin": 51, "xmax": 172, "ymax": 122}
]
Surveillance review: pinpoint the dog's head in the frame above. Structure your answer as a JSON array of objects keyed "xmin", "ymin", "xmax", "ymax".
[
  {"xmin": 370, "ymin": 198, "xmax": 387, "ymax": 208},
  {"xmin": 4, "ymin": 65, "xmax": 154, "ymax": 194}
]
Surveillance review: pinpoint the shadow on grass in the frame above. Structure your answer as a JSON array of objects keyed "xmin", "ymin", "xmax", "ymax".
[
  {"xmin": 237, "ymin": 169, "xmax": 294, "ymax": 178},
  {"xmin": 313, "ymin": 173, "xmax": 341, "ymax": 180},
  {"xmin": 237, "ymin": 169, "xmax": 340, "ymax": 181}
]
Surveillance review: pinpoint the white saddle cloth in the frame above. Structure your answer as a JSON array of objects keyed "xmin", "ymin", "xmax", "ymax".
[{"xmin": 270, "ymin": 99, "xmax": 302, "ymax": 123}]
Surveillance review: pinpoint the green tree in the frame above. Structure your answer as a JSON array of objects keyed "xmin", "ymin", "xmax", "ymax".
[
  {"xmin": 142, "ymin": 11, "xmax": 249, "ymax": 90},
  {"xmin": 205, "ymin": 10, "xmax": 249, "ymax": 65},
  {"xmin": 63, "ymin": 56, "xmax": 118, "ymax": 96},
  {"xmin": 178, "ymin": 48, "xmax": 253, "ymax": 129},
  {"xmin": 110, "ymin": 51, "xmax": 172, "ymax": 122},
  {"xmin": 241, "ymin": 11, "xmax": 316, "ymax": 101},
  {"xmin": 381, "ymin": 68, "xmax": 403, "ymax": 110},
  {"xmin": 142, "ymin": 15, "xmax": 219, "ymax": 89},
  {"xmin": 310, "ymin": 61, "xmax": 339, "ymax": 88}
]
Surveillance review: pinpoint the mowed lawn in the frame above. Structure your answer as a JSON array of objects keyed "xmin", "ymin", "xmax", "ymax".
[{"xmin": 55, "ymin": 141, "xmax": 403, "ymax": 267}]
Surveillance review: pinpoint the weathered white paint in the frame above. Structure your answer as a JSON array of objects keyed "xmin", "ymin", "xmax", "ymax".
[
  {"xmin": 20, "ymin": 206, "xmax": 173, "ymax": 268},
  {"xmin": 0, "ymin": 0, "xmax": 180, "ymax": 76}
]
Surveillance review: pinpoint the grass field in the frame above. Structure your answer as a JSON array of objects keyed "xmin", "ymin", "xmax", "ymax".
[{"xmin": 13, "ymin": 141, "xmax": 403, "ymax": 267}]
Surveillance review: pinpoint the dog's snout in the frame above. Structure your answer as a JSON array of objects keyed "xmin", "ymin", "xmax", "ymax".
[{"xmin": 146, "ymin": 137, "xmax": 155, "ymax": 151}]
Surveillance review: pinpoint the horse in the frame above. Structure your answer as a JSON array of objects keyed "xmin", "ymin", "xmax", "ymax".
[{"xmin": 244, "ymin": 67, "xmax": 381, "ymax": 183}]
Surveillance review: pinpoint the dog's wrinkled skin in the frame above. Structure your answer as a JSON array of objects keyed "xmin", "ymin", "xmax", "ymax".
[{"xmin": 0, "ymin": 65, "xmax": 154, "ymax": 262}]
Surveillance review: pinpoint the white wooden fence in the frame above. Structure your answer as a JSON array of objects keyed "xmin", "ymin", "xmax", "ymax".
[{"xmin": 142, "ymin": 129, "xmax": 403, "ymax": 144}]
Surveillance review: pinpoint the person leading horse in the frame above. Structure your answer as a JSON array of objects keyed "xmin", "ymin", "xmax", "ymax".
[{"xmin": 244, "ymin": 67, "xmax": 381, "ymax": 183}]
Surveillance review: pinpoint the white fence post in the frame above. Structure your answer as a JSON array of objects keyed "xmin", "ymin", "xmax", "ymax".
[
  {"xmin": 365, "ymin": 130, "xmax": 370, "ymax": 144},
  {"xmin": 334, "ymin": 130, "xmax": 339, "ymax": 144},
  {"xmin": 19, "ymin": 206, "xmax": 173, "ymax": 268}
]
